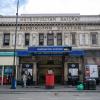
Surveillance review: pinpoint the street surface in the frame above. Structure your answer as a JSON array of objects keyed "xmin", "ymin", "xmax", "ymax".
[{"xmin": 0, "ymin": 92, "xmax": 100, "ymax": 100}]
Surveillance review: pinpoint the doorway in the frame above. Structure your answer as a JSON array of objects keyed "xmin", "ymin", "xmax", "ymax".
[{"xmin": 37, "ymin": 56, "xmax": 64, "ymax": 85}]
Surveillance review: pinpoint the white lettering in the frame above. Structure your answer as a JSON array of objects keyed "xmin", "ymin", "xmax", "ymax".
[{"xmin": 20, "ymin": 17, "xmax": 79, "ymax": 22}]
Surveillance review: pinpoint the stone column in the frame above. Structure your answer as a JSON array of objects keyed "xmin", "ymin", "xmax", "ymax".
[
  {"xmin": 33, "ymin": 62, "xmax": 37, "ymax": 85},
  {"xmin": 62, "ymin": 32, "xmax": 65, "ymax": 46},
  {"xmin": 64, "ymin": 62, "xmax": 68, "ymax": 84},
  {"xmin": 80, "ymin": 56, "xmax": 84, "ymax": 82},
  {"xmin": 18, "ymin": 64, "xmax": 22, "ymax": 80},
  {"xmin": 30, "ymin": 33, "xmax": 33, "ymax": 46}
]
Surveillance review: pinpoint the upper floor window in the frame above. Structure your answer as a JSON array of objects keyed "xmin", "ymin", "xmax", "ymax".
[
  {"xmin": 57, "ymin": 33, "xmax": 62, "ymax": 45},
  {"xmin": 25, "ymin": 33, "xmax": 30, "ymax": 46},
  {"xmin": 47, "ymin": 33, "xmax": 54, "ymax": 46},
  {"xmin": 71, "ymin": 32, "xmax": 76, "ymax": 45},
  {"xmin": 3, "ymin": 33, "xmax": 10, "ymax": 46},
  {"xmin": 79, "ymin": 33, "xmax": 89, "ymax": 46},
  {"xmin": 91, "ymin": 32, "xmax": 98, "ymax": 45},
  {"xmin": 39, "ymin": 33, "xmax": 44, "ymax": 46}
]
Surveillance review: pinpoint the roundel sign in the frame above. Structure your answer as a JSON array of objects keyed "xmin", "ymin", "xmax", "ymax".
[{"xmin": 22, "ymin": 63, "xmax": 33, "ymax": 68}]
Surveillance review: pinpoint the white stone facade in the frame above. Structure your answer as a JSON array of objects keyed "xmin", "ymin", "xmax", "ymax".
[
  {"xmin": 0, "ymin": 14, "xmax": 100, "ymax": 84},
  {"xmin": 0, "ymin": 14, "xmax": 100, "ymax": 50}
]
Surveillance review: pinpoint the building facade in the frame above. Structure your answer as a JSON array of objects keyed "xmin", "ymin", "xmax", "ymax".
[{"xmin": 0, "ymin": 14, "xmax": 100, "ymax": 85}]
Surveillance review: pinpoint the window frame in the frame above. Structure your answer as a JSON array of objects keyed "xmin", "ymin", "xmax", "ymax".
[
  {"xmin": 71, "ymin": 32, "xmax": 76, "ymax": 46},
  {"xmin": 3, "ymin": 33, "xmax": 10, "ymax": 46},
  {"xmin": 39, "ymin": 33, "xmax": 44, "ymax": 46},
  {"xmin": 57, "ymin": 33, "xmax": 62, "ymax": 46},
  {"xmin": 91, "ymin": 32, "xmax": 98, "ymax": 45},
  {"xmin": 47, "ymin": 33, "xmax": 54, "ymax": 46},
  {"xmin": 25, "ymin": 33, "xmax": 30, "ymax": 46}
]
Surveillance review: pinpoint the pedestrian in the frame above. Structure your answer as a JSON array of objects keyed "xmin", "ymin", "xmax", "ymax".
[
  {"xmin": 68, "ymin": 72, "xmax": 72, "ymax": 85},
  {"xmin": 22, "ymin": 72, "xmax": 27, "ymax": 88},
  {"xmin": 27, "ymin": 73, "xmax": 32, "ymax": 86}
]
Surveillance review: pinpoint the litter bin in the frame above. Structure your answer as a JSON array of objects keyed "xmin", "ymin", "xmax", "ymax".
[
  {"xmin": 88, "ymin": 79, "xmax": 96, "ymax": 90},
  {"xmin": 84, "ymin": 79, "xmax": 96, "ymax": 90},
  {"xmin": 84, "ymin": 81, "xmax": 89, "ymax": 90}
]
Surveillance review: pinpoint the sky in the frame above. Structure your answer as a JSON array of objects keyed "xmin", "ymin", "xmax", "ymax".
[{"xmin": 0, "ymin": 0, "xmax": 100, "ymax": 15}]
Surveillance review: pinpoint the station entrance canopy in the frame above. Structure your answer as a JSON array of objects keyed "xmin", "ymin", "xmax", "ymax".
[
  {"xmin": 16, "ymin": 46, "xmax": 85, "ymax": 56},
  {"xmin": 28, "ymin": 46, "xmax": 71, "ymax": 55}
]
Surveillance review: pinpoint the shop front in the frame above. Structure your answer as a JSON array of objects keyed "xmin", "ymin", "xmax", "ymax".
[{"xmin": 0, "ymin": 52, "xmax": 17, "ymax": 85}]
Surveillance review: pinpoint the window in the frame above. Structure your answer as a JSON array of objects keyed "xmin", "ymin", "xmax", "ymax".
[
  {"xmin": 91, "ymin": 32, "xmax": 97, "ymax": 45},
  {"xmin": 25, "ymin": 33, "xmax": 30, "ymax": 46},
  {"xmin": 3, "ymin": 33, "xmax": 10, "ymax": 46},
  {"xmin": 47, "ymin": 33, "xmax": 54, "ymax": 45},
  {"xmin": 39, "ymin": 33, "xmax": 44, "ymax": 46},
  {"xmin": 71, "ymin": 32, "xmax": 76, "ymax": 45},
  {"xmin": 79, "ymin": 33, "xmax": 89, "ymax": 45},
  {"xmin": 79, "ymin": 34, "xmax": 85, "ymax": 45},
  {"xmin": 57, "ymin": 33, "xmax": 62, "ymax": 45}
]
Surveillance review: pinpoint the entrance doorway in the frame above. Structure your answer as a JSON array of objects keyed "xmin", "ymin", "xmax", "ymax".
[{"xmin": 37, "ymin": 56, "xmax": 64, "ymax": 85}]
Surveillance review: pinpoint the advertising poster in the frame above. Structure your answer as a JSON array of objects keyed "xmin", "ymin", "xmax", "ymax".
[
  {"xmin": 22, "ymin": 63, "xmax": 33, "ymax": 76},
  {"xmin": 69, "ymin": 68, "xmax": 78, "ymax": 76},
  {"xmin": 68, "ymin": 63, "xmax": 79, "ymax": 77},
  {"xmin": 85, "ymin": 65, "xmax": 98, "ymax": 78}
]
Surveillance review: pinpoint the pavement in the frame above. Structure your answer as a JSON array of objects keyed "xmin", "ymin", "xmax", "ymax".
[{"xmin": 0, "ymin": 85, "xmax": 100, "ymax": 92}]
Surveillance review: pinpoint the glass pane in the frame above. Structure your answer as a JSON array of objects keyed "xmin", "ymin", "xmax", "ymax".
[
  {"xmin": 25, "ymin": 33, "xmax": 30, "ymax": 45},
  {"xmin": 47, "ymin": 33, "xmax": 54, "ymax": 45},
  {"xmin": 57, "ymin": 33, "xmax": 62, "ymax": 39},
  {"xmin": 39, "ymin": 33, "xmax": 44, "ymax": 45},
  {"xmin": 92, "ymin": 34, "xmax": 97, "ymax": 44},
  {"xmin": 48, "ymin": 40, "xmax": 53, "ymax": 45},
  {"xmin": 57, "ymin": 40, "xmax": 62, "ymax": 45},
  {"xmin": 71, "ymin": 33, "xmax": 76, "ymax": 45}
]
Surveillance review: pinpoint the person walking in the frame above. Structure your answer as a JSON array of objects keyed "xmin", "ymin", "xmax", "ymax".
[
  {"xmin": 22, "ymin": 72, "xmax": 27, "ymax": 87},
  {"xmin": 27, "ymin": 73, "xmax": 32, "ymax": 86}
]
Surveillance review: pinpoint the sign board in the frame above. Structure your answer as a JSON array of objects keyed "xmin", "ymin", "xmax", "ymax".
[
  {"xmin": 0, "ymin": 52, "xmax": 16, "ymax": 56},
  {"xmin": 28, "ymin": 46, "xmax": 71, "ymax": 53},
  {"xmin": 22, "ymin": 63, "xmax": 33, "ymax": 68},
  {"xmin": 85, "ymin": 65, "xmax": 98, "ymax": 78}
]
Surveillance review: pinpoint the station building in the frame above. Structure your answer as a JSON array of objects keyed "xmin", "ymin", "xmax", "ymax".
[{"xmin": 0, "ymin": 14, "xmax": 100, "ymax": 85}]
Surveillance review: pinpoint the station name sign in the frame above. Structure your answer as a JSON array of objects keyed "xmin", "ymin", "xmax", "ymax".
[
  {"xmin": 37, "ymin": 47, "xmax": 63, "ymax": 51},
  {"xmin": 28, "ymin": 46, "xmax": 71, "ymax": 53},
  {"xmin": 20, "ymin": 16, "xmax": 79, "ymax": 22}
]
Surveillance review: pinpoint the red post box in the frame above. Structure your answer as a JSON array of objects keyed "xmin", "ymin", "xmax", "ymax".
[{"xmin": 45, "ymin": 70, "xmax": 55, "ymax": 89}]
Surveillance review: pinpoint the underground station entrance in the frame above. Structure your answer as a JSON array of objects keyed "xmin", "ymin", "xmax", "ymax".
[
  {"xmin": 28, "ymin": 46, "xmax": 72, "ymax": 85},
  {"xmin": 37, "ymin": 56, "xmax": 64, "ymax": 85}
]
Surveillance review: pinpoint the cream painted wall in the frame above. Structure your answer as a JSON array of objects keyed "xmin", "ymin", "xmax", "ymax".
[{"xmin": 0, "ymin": 57, "xmax": 17, "ymax": 65}]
